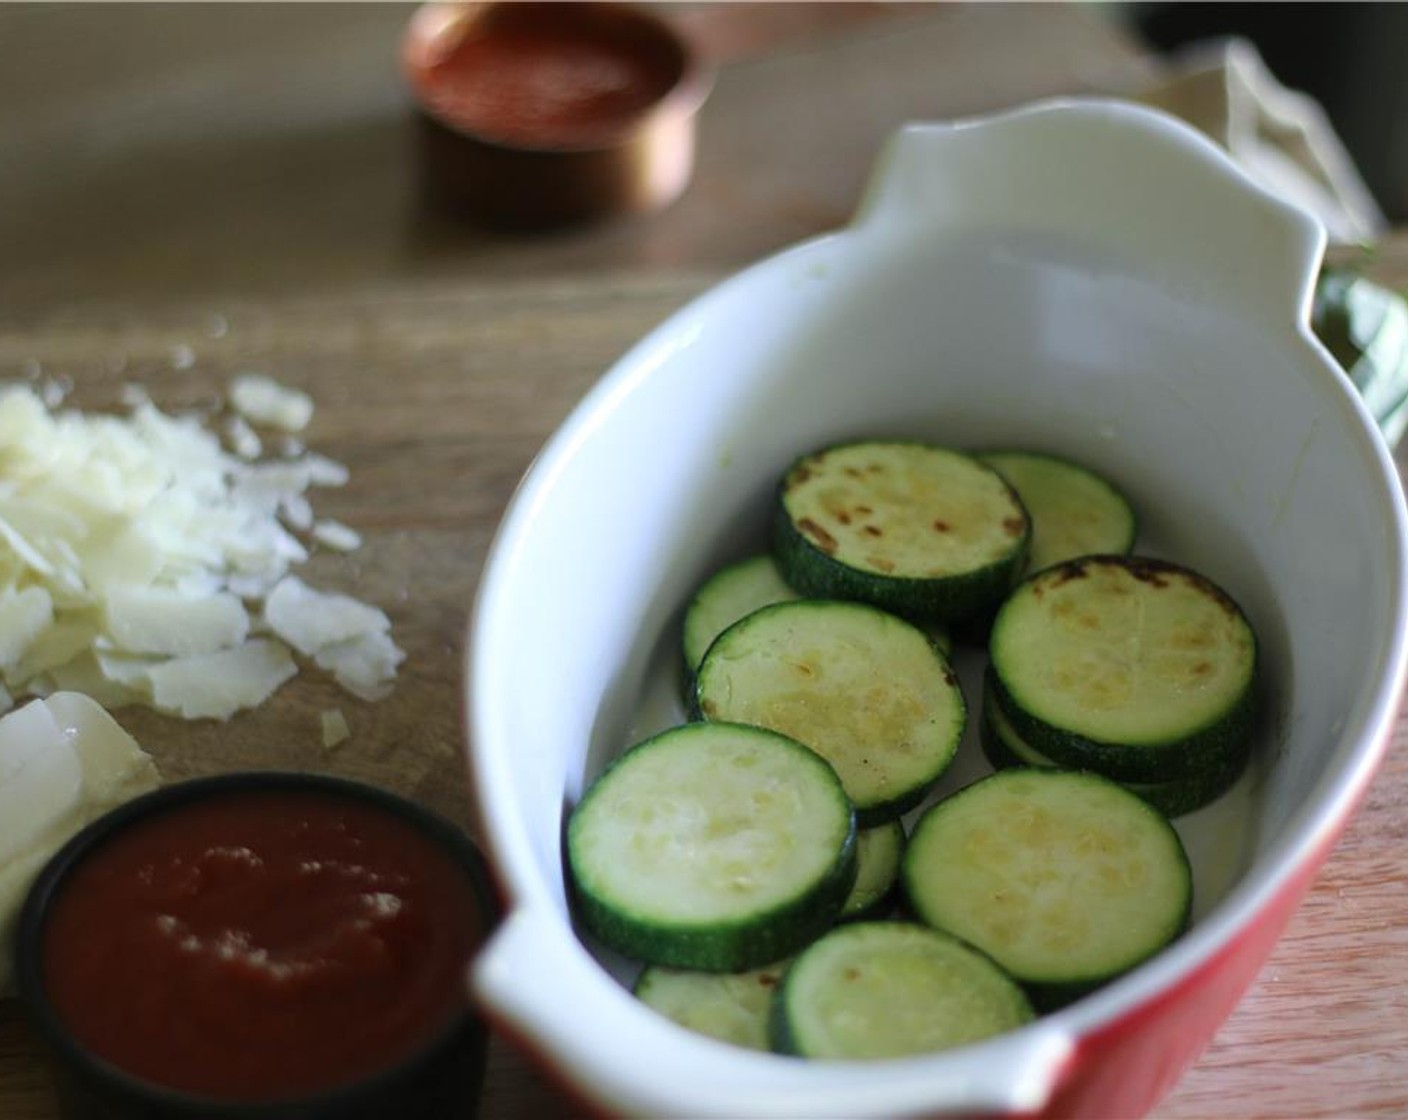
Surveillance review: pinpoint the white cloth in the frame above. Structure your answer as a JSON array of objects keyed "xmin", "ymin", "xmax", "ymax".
[{"xmin": 1137, "ymin": 37, "xmax": 1385, "ymax": 245}]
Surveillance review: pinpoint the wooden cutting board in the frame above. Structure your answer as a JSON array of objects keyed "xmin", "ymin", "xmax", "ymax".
[
  {"xmin": 0, "ymin": 270, "xmax": 714, "ymax": 1119},
  {"xmin": 0, "ymin": 252, "xmax": 1405, "ymax": 1118}
]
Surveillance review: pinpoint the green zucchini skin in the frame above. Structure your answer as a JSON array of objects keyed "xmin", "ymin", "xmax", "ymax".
[
  {"xmin": 951, "ymin": 450, "xmax": 1138, "ymax": 647},
  {"xmin": 769, "ymin": 921, "xmax": 1033, "ymax": 1060},
  {"xmin": 838, "ymin": 819, "xmax": 906, "ymax": 922},
  {"xmin": 772, "ymin": 440, "xmax": 1030, "ymax": 625},
  {"xmin": 989, "ymin": 668, "xmax": 1254, "ymax": 785},
  {"xmin": 692, "ymin": 599, "xmax": 967, "ymax": 826},
  {"xmin": 988, "ymin": 554, "xmax": 1258, "ymax": 784},
  {"xmin": 681, "ymin": 553, "xmax": 801, "ymax": 676},
  {"xmin": 902, "ymin": 769, "xmax": 1192, "ymax": 1005},
  {"xmin": 567, "ymin": 722, "xmax": 857, "ymax": 972},
  {"xmin": 633, "ymin": 960, "xmax": 790, "ymax": 1051},
  {"xmin": 979, "ymin": 671, "xmax": 1248, "ymax": 818},
  {"xmin": 977, "ymin": 450, "xmax": 1138, "ymax": 574}
]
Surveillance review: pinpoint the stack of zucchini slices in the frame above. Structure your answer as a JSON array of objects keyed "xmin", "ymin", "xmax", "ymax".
[{"xmin": 565, "ymin": 439, "xmax": 1258, "ymax": 1060}]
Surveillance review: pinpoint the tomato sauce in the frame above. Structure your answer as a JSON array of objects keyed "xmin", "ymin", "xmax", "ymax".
[
  {"xmin": 412, "ymin": 4, "xmax": 683, "ymax": 148},
  {"xmin": 40, "ymin": 788, "xmax": 486, "ymax": 1103}
]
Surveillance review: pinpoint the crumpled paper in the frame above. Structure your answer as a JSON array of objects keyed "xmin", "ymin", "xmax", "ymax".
[
  {"xmin": 1136, "ymin": 36, "xmax": 1386, "ymax": 247},
  {"xmin": 1136, "ymin": 37, "xmax": 1406, "ymax": 448}
]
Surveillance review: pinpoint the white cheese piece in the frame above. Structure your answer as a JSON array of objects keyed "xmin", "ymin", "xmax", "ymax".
[
  {"xmin": 313, "ymin": 630, "xmax": 405, "ymax": 703},
  {"xmin": 105, "ymin": 586, "xmax": 249, "ymax": 657},
  {"xmin": 46, "ymin": 656, "xmax": 148, "ymax": 709},
  {"xmin": 225, "ymin": 414, "xmax": 263, "ymax": 460},
  {"xmin": 145, "ymin": 639, "xmax": 297, "ymax": 721},
  {"xmin": 280, "ymin": 492, "xmax": 314, "ymax": 533},
  {"xmin": 264, "ymin": 576, "xmax": 392, "ymax": 656},
  {"xmin": 0, "ymin": 698, "xmax": 83, "ymax": 866},
  {"xmin": 39, "ymin": 379, "xmax": 67, "ymax": 409},
  {"xmin": 302, "ymin": 453, "xmax": 350, "ymax": 487},
  {"xmin": 311, "ymin": 519, "xmax": 362, "ymax": 552},
  {"xmin": 0, "ymin": 382, "xmax": 401, "ymax": 720},
  {"xmin": 0, "ymin": 693, "xmax": 160, "ymax": 993},
  {"xmin": 46, "ymin": 692, "xmax": 161, "ymax": 805},
  {"xmin": 229, "ymin": 374, "xmax": 314, "ymax": 432},
  {"xmin": 0, "ymin": 587, "xmax": 54, "ymax": 672},
  {"xmin": 79, "ymin": 526, "xmax": 164, "ymax": 593},
  {"xmin": 0, "ymin": 511, "xmax": 56, "ymax": 579},
  {"xmin": 11, "ymin": 616, "xmax": 101, "ymax": 686},
  {"xmin": 320, "ymin": 707, "xmax": 351, "ymax": 749},
  {"xmin": 93, "ymin": 647, "xmax": 162, "ymax": 692}
]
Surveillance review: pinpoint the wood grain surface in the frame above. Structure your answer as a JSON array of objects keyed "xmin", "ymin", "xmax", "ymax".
[
  {"xmin": 0, "ymin": 3, "xmax": 1405, "ymax": 1118},
  {"xmin": 0, "ymin": 270, "xmax": 717, "ymax": 1120},
  {"xmin": 0, "ymin": 2, "xmax": 1162, "ymax": 309},
  {"xmin": 0, "ymin": 245, "xmax": 1404, "ymax": 1120}
]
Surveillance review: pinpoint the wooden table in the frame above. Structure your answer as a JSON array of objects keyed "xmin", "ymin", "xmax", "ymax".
[{"xmin": 0, "ymin": 4, "xmax": 1405, "ymax": 1118}]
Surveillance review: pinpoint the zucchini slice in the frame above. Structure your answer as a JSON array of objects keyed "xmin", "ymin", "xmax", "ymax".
[
  {"xmin": 773, "ymin": 441, "xmax": 1029, "ymax": 624},
  {"xmin": 977, "ymin": 450, "xmax": 1137, "ymax": 573},
  {"xmin": 979, "ymin": 672, "xmax": 1246, "ymax": 818},
  {"xmin": 840, "ymin": 819, "xmax": 906, "ymax": 921},
  {"xmin": 567, "ymin": 722, "xmax": 857, "ymax": 972},
  {"xmin": 694, "ymin": 599, "xmax": 966, "ymax": 825},
  {"xmin": 988, "ymin": 555, "xmax": 1257, "ymax": 783},
  {"xmin": 903, "ymin": 769, "xmax": 1191, "ymax": 1005},
  {"xmin": 682, "ymin": 554, "xmax": 800, "ymax": 675},
  {"xmin": 634, "ymin": 960, "xmax": 789, "ymax": 1051},
  {"xmin": 770, "ymin": 921, "xmax": 1034, "ymax": 1060}
]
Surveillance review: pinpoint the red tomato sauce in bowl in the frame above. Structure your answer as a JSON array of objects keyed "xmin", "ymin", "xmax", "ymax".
[
  {"xmin": 410, "ymin": 2, "xmax": 683, "ymax": 150},
  {"xmin": 18, "ymin": 774, "xmax": 496, "ymax": 1114}
]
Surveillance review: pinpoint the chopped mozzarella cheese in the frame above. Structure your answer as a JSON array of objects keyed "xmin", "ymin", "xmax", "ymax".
[
  {"xmin": 314, "ymin": 629, "xmax": 405, "ymax": 702},
  {"xmin": 0, "ymin": 698, "xmax": 83, "ymax": 865},
  {"xmin": 265, "ymin": 577, "xmax": 405, "ymax": 702},
  {"xmin": 11, "ymin": 616, "xmax": 97, "ymax": 686},
  {"xmin": 264, "ymin": 576, "xmax": 392, "ymax": 656},
  {"xmin": 0, "ymin": 587, "xmax": 54, "ymax": 672},
  {"xmin": 225, "ymin": 414, "xmax": 263, "ymax": 460},
  {"xmin": 311, "ymin": 519, "xmax": 362, "ymax": 552},
  {"xmin": 320, "ymin": 707, "xmax": 351, "ymax": 749},
  {"xmin": 45, "ymin": 655, "xmax": 148, "ymax": 709},
  {"xmin": 145, "ymin": 640, "xmax": 298, "ymax": 721},
  {"xmin": 303, "ymin": 453, "xmax": 350, "ymax": 487},
  {"xmin": 229, "ymin": 374, "xmax": 314, "ymax": 432},
  {"xmin": 0, "ymin": 693, "xmax": 160, "ymax": 993},
  {"xmin": 0, "ymin": 382, "xmax": 401, "ymax": 721},
  {"xmin": 105, "ymin": 587, "xmax": 249, "ymax": 657}
]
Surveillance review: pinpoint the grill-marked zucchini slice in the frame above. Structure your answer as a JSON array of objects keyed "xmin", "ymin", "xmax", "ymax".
[
  {"xmin": 567, "ymin": 721, "xmax": 857, "ymax": 972},
  {"xmin": 977, "ymin": 450, "xmax": 1137, "ymax": 573},
  {"xmin": 988, "ymin": 555, "xmax": 1256, "ymax": 783},
  {"xmin": 694, "ymin": 599, "xmax": 966, "ymax": 825},
  {"xmin": 979, "ymin": 671, "xmax": 1246, "ymax": 818},
  {"xmin": 634, "ymin": 960, "xmax": 789, "ymax": 1051},
  {"xmin": 774, "ymin": 441, "xmax": 1029, "ymax": 624},
  {"xmin": 903, "ymin": 769, "xmax": 1191, "ymax": 1007},
  {"xmin": 770, "ymin": 921, "xmax": 1034, "ymax": 1060}
]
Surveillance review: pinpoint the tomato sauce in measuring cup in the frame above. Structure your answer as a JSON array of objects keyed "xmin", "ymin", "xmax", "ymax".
[{"xmin": 403, "ymin": 2, "xmax": 712, "ymax": 228}]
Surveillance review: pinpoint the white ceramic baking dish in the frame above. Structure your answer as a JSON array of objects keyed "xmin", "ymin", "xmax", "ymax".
[{"xmin": 465, "ymin": 98, "xmax": 1408, "ymax": 1118}]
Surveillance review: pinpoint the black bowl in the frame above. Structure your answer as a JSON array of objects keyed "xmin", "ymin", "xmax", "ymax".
[{"xmin": 14, "ymin": 771, "xmax": 501, "ymax": 1120}]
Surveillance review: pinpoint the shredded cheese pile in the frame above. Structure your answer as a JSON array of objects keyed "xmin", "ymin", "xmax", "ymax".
[{"xmin": 0, "ymin": 378, "xmax": 403, "ymax": 721}]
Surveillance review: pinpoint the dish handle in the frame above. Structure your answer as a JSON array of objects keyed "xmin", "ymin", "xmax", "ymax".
[
  {"xmin": 473, "ymin": 904, "xmax": 1077, "ymax": 1118},
  {"xmin": 854, "ymin": 98, "xmax": 1327, "ymax": 334}
]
